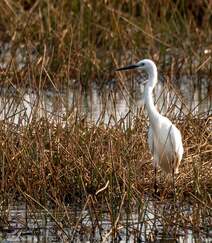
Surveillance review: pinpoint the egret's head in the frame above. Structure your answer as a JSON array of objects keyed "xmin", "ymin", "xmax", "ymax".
[
  {"xmin": 116, "ymin": 59, "xmax": 157, "ymax": 75},
  {"xmin": 116, "ymin": 59, "xmax": 158, "ymax": 87}
]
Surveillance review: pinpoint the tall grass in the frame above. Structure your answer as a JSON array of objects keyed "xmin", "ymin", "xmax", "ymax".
[{"xmin": 0, "ymin": 108, "xmax": 211, "ymax": 202}]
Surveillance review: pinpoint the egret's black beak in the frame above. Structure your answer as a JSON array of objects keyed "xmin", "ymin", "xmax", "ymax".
[{"xmin": 115, "ymin": 64, "xmax": 139, "ymax": 71}]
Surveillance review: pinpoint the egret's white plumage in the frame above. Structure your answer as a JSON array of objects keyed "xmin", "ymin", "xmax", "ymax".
[{"xmin": 116, "ymin": 59, "xmax": 183, "ymax": 174}]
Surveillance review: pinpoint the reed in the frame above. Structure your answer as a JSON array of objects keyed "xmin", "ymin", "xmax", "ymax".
[{"xmin": 2, "ymin": 111, "xmax": 211, "ymax": 199}]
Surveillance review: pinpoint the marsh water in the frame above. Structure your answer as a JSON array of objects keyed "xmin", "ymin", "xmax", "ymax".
[
  {"xmin": 0, "ymin": 41, "xmax": 211, "ymax": 124},
  {"xmin": 1, "ymin": 199, "xmax": 211, "ymax": 243},
  {"xmin": 0, "ymin": 75, "xmax": 211, "ymax": 126}
]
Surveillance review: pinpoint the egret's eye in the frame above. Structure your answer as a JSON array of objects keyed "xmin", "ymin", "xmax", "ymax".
[{"xmin": 140, "ymin": 63, "xmax": 145, "ymax": 66}]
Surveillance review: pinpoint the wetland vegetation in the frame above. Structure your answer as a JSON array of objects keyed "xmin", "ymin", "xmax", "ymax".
[{"xmin": 0, "ymin": 0, "xmax": 211, "ymax": 242}]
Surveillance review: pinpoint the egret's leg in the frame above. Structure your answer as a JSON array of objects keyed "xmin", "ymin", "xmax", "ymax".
[
  {"xmin": 154, "ymin": 166, "xmax": 157, "ymax": 195},
  {"xmin": 173, "ymin": 165, "xmax": 176, "ymax": 204},
  {"xmin": 152, "ymin": 156, "xmax": 158, "ymax": 196},
  {"xmin": 173, "ymin": 168, "xmax": 175, "ymax": 193}
]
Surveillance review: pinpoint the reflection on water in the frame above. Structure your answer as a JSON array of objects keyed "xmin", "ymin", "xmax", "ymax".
[
  {"xmin": 0, "ymin": 200, "xmax": 211, "ymax": 243},
  {"xmin": 0, "ymin": 40, "xmax": 211, "ymax": 124},
  {"xmin": 0, "ymin": 76, "xmax": 211, "ymax": 125}
]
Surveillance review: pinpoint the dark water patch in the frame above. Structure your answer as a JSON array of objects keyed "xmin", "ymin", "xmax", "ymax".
[
  {"xmin": 0, "ymin": 74, "xmax": 211, "ymax": 126},
  {"xmin": 0, "ymin": 199, "xmax": 211, "ymax": 242}
]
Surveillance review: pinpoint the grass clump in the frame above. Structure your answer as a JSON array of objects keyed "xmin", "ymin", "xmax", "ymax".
[{"xmin": 0, "ymin": 111, "xmax": 211, "ymax": 204}]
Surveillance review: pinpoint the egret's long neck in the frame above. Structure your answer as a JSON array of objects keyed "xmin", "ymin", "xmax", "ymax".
[{"xmin": 144, "ymin": 67, "xmax": 160, "ymax": 126}]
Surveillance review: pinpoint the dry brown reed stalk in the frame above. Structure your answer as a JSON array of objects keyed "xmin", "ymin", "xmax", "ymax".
[{"xmin": 0, "ymin": 103, "xmax": 211, "ymax": 204}]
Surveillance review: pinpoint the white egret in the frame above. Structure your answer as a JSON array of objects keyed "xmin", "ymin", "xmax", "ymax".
[{"xmin": 116, "ymin": 59, "xmax": 183, "ymax": 175}]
